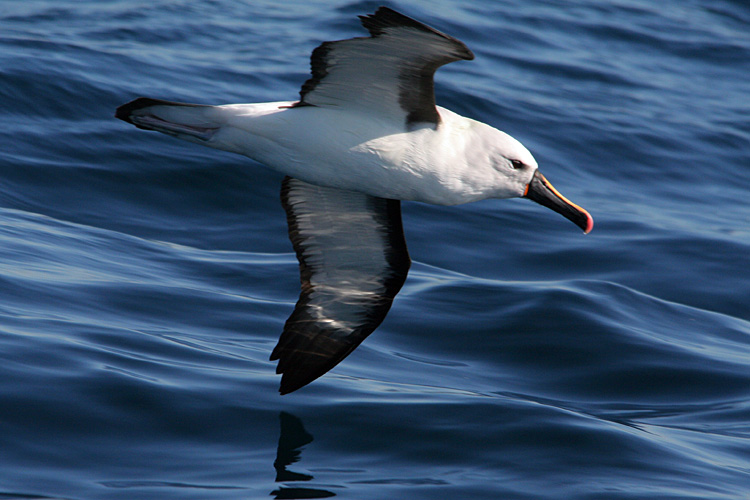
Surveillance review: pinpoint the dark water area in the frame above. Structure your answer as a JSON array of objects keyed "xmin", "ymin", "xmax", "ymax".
[{"xmin": 1, "ymin": 1, "xmax": 749, "ymax": 498}]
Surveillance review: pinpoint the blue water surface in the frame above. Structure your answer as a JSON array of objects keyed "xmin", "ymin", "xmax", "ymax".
[{"xmin": 1, "ymin": 1, "xmax": 749, "ymax": 498}]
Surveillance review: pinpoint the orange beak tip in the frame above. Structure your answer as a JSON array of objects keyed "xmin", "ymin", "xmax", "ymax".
[{"xmin": 583, "ymin": 214, "xmax": 594, "ymax": 234}]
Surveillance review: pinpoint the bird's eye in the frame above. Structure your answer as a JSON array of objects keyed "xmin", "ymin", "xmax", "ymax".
[{"xmin": 511, "ymin": 160, "xmax": 524, "ymax": 170}]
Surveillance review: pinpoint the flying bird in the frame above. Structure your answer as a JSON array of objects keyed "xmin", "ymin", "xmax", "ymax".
[{"xmin": 116, "ymin": 7, "xmax": 593, "ymax": 394}]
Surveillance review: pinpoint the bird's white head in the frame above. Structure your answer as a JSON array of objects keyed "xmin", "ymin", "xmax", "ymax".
[
  {"xmin": 485, "ymin": 129, "xmax": 539, "ymax": 199},
  {"xmin": 482, "ymin": 128, "xmax": 593, "ymax": 234}
]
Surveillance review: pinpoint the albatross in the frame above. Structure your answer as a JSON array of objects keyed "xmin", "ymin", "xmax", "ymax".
[{"xmin": 115, "ymin": 6, "xmax": 593, "ymax": 394}]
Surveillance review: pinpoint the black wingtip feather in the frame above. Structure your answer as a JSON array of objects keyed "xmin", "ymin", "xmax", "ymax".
[
  {"xmin": 115, "ymin": 97, "xmax": 209, "ymax": 129},
  {"xmin": 359, "ymin": 6, "xmax": 474, "ymax": 60},
  {"xmin": 274, "ymin": 326, "xmax": 363, "ymax": 395},
  {"xmin": 359, "ymin": 7, "xmax": 430, "ymax": 36},
  {"xmin": 115, "ymin": 97, "xmax": 152, "ymax": 125}
]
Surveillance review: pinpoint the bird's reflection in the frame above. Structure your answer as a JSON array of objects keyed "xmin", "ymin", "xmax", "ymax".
[{"xmin": 271, "ymin": 412, "xmax": 335, "ymax": 499}]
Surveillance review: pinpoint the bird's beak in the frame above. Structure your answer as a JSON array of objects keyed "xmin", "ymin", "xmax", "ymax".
[{"xmin": 523, "ymin": 170, "xmax": 593, "ymax": 233}]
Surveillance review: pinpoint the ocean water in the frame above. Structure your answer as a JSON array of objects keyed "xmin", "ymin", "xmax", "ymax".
[{"xmin": 1, "ymin": 0, "xmax": 749, "ymax": 498}]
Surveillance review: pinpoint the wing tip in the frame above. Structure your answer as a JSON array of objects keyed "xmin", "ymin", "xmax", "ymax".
[
  {"xmin": 115, "ymin": 97, "xmax": 151, "ymax": 125},
  {"xmin": 359, "ymin": 7, "xmax": 430, "ymax": 36},
  {"xmin": 278, "ymin": 375, "xmax": 308, "ymax": 395},
  {"xmin": 359, "ymin": 6, "xmax": 474, "ymax": 60},
  {"xmin": 275, "ymin": 357, "xmax": 331, "ymax": 395},
  {"xmin": 115, "ymin": 97, "xmax": 209, "ymax": 127}
]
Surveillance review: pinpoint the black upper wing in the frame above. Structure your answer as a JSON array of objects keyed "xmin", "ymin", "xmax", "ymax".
[{"xmin": 295, "ymin": 6, "xmax": 474, "ymax": 128}]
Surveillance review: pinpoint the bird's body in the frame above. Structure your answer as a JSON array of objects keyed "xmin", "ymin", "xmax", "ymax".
[
  {"xmin": 116, "ymin": 7, "xmax": 593, "ymax": 394},
  {"xmin": 121, "ymin": 100, "xmax": 535, "ymax": 205}
]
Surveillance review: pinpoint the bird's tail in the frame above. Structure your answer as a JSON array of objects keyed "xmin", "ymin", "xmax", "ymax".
[{"xmin": 115, "ymin": 97, "xmax": 223, "ymax": 143}]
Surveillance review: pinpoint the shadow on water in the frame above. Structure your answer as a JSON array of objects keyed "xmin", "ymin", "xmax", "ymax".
[{"xmin": 271, "ymin": 412, "xmax": 335, "ymax": 499}]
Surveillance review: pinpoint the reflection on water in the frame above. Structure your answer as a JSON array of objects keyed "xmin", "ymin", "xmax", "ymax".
[{"xmin": 271, "ymin": 412, "xmax": 335, "ymax": 499}]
